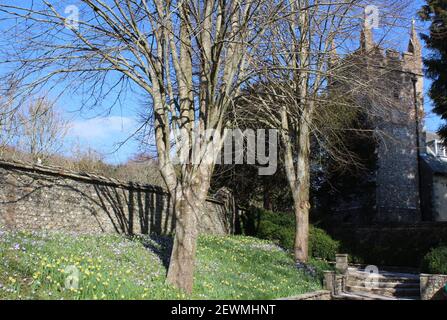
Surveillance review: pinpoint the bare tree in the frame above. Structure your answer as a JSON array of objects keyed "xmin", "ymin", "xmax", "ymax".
[
  {"xmin": 15, "ymin": 97, "xmax": 68, "ymax": 162},
  {"xmin": 0, "ymin": 82, "xmax": 19, "ymax": 156},
  {"xmin": 0, "ymin": 1, "xmax": 273, "ymax": 292},
  {"xmin": 238, "ymin": 0, "xmax": 413, "ymax": 263}
]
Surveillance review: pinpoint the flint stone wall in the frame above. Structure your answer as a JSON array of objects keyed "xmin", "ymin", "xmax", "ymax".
[
  {"xmin": 0, "ymin": 160, "xmax": 232, "ymax": 235},
  {"xmin": 420, "ymin": 274, "xmax": 447, "ymax": 300},
  {"xmin": 277, "ymin": 290, "xmax": 332, "ymax": 300}
]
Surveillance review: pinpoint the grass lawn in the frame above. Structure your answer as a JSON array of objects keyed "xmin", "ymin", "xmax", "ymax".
[{"xmin": 0, "ymin": 230, "xmax": 327, "ymax": 300}]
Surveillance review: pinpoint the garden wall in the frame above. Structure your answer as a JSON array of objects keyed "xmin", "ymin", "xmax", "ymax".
[{"xmin": 0, "ymin": 159, "xmax": 233, "ymax": 236}]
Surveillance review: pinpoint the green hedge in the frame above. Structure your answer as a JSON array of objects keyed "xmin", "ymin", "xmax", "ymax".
[
  {"xmin": 241, "ymin": 207, "xmax": 339, "ymax": 261},
  {"xmin": 422, "ymin": 246, "xmax": 447, "ymax": 274},
  {"xmin": 309, "ymin": 227, "xmax": 340, "ymax": 262}
]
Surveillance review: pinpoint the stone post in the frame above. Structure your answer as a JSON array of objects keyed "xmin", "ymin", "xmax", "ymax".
[
  {"xmin": 335, "ymin": 254, "xmax": 349, "ymax": 274},
  {"xmin": 323, "ymin": 271, "xmax": 335, "ymax": 295},
  {"xmin": 420, "ymin": 274, "xmax": 429, "ymax": 300},
  {"xmin": 324, "ymin": 270, "xmax": 346, "ymax": 296}
]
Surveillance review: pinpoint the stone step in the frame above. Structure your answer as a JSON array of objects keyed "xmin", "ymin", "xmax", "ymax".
[
  {"xmin": 332, "ymin": 293, "xmax": 375, "ymax": 300},
  {"xmin": 348, "ymin": 263, "xmax": 422, "ymax": 274},
  {"xmin": 347, "ymin": 270, "xmax": 420, "ymax": 283},
  {"xmin": 346, "ymin": 279, "xmax": 420, "ymax": 289},
  {"xmin": 346, "ymin": 285, "xmax": 420, "ymax": 298},
  {"xmin": 333, "ymin": 292, "xmax": 400, "ymax": 301},
  {"xmin": 348, "ymin": 267, "xmax": 419, "ymax": 277}
]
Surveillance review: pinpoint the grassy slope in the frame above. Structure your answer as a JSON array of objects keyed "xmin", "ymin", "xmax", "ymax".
[{"xmin": 0, "ymin": 231, "xmax": 324, "ymax": 300}]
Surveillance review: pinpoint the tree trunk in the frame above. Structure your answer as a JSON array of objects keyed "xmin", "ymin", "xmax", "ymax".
[
  {"xmin": 263, "ymin": 179, "xmax": 272, "ymax": 211},
  {"xmin": 285, "ymin": 113, "xmax": 311, "ymax": 264},
  {"xmin": 293, "ymin": 119, "xmax": 311, "ymax": 263},
  {"xmin": 293, "ymin": 177, "xmax": 310, "ymax": 263},
  {"xmin": 165, "ymin": 165, "xmax": 212, "ymax": 294},
  {"xmin": 166, "ymin": 187, "xmax": 201, "ymax": 294}
]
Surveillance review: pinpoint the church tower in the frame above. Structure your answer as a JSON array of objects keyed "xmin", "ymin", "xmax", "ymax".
[
  {"xmin": 373, "ymin": 21, "xmax": 424, "ymax": 223},
  {"xmin": 327, "ymin": 22, "xmax": 425, "ymax": 224}
]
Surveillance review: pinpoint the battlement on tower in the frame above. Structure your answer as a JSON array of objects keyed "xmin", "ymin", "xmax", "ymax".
[{"xmin": 353, "ymin": 23, "xmax": 422, "ymax": 74}]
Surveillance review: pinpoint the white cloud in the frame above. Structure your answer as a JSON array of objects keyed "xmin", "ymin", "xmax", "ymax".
[{"xmin": 68, "ymin": 116, "xmax": 137, "ymax": 140}]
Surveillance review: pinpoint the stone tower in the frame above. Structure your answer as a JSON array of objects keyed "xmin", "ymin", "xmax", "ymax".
[
  {"xmin": 367, "ymin": 22, "xmax": 424, "ymax": 223},
  {"xmin": 328, "ymin": 22, "xmax": 425, "ymax": 224}
]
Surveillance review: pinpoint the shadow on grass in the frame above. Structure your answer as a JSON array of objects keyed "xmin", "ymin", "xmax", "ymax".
[{"xmin": 131, "ymin": 234, "xmax": 173, "ymax": 271}]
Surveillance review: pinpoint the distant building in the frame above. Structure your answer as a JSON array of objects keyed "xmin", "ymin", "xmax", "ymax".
[{"xmin": 421, "ymin": 132, "xmax": 447, "ymax": 221}]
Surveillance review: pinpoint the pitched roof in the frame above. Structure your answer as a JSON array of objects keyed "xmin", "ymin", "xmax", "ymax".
[
  {"xmin": 426, "ymin": 131, "xmax": 440, "ymax": 143},
  {"xmin": 421, "ymin": 154, "xmax": 447, "ymax": 175}
]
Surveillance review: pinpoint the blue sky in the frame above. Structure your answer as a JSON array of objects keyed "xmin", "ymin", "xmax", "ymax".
[
  {"xmin": 1, "ymin": 0, "xmax": 442, "ymax": 164},
  {"xmin": 58, "ymin": 86, "xmax": 143, "ymax": 164},
  {"xmin": 61, "ymin": 0, "xmax": 439, "ymax": 163}
]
